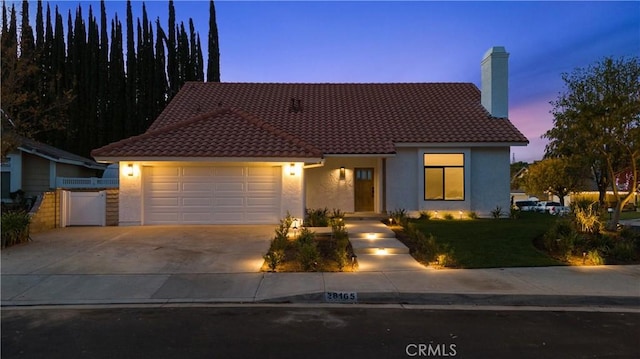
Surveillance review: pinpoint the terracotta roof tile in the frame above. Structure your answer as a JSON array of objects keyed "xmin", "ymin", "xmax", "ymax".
[
  {"xmin": 93, "ymin": 82, "xmax": 528, "ymax": 158},
  {"xmin": 92, "ymin": 107, "xmax": 323, "ymax": 158}
]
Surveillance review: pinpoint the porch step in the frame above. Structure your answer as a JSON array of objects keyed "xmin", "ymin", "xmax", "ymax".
[
  {"xmin": 350, "ymin": 237, "xmax": 410, "ymax": 255},
  {"xmin": 344, "ymin": 219, "xmax": 409, "ymax": 255}
]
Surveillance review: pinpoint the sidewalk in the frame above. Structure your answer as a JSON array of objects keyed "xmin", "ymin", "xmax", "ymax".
[
  {"xmin": 1, "ymin": 221, "xmax": 639, "ymax": 308},
  {"xmin": 2, "ymin": 266, "xmax": 639, "ymax": 307}
]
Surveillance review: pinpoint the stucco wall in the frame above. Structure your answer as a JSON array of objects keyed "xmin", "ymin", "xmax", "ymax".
[
  {"xmin": 470, "ymin": 147, "xmax": 511, "ymax": 217},
  {"xmin": 119, "ymin": 162, "xmax": 142, "ymax": 226},
  {"xmin": 386, "ymin": 148, "xmax": 419, "ymax": 212},
  {"xmin": 305, "ymin": 157, "xmax": 380, "ymax": 212},
  {"xmin": 281, "ymin": 163, "xmax": 304, "ymax": 220},
  {"xmin": 386, "ymin": 146, "xmax": 509, "ymax": 217}
]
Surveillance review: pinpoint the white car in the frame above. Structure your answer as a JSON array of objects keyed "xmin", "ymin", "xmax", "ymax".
[{"xmin": 535, "ymin": 201, "xmax": 570, "ymax": 215}]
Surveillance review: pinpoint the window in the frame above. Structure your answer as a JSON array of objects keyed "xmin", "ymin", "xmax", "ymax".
[{"xmin": 424, "ymin": 154, "xmax": 464, "ymax": 201}]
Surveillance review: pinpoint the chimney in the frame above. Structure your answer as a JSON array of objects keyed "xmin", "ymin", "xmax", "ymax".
[{"xmin": 481, "ymin": 46, "xmax": 509, "ymax": 118}]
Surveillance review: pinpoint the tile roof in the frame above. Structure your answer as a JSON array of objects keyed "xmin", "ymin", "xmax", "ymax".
[
  {"xmin": 18, "ymin": 136, "xmax": 105, "ymax": 169},
  {"xmin": 91, "ymin": 107, "xmax": 323, "ymax": 158},
  {"xmin": 93, "ymin": 82, "xmax": 528, "ymax": 158}
]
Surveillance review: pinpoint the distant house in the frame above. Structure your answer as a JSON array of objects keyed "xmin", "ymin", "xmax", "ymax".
[
  {"xmin": 92, "ymin": 47, "xmax": 528, "ymax": 225},
  {"xmin": 1, "ymin": 136, "xmax": 106, "ymax": 202}
]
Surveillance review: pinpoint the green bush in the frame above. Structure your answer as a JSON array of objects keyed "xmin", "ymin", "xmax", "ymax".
[
  {"xmin": 305, "ymin": 208, "xmax": 329, "ymax": 227},
  {"xmin": 573, "ymin": 202, "xmax": 600, "ymax": 234},
  {"xmin": 443, "ymin": 213, "xmax": 454, "ymax": 220},
  {"xmin": 610, "ymin": 239, "xmax": 637, "ymax": 262},
  {"xmin": 1, "ymin": 211, "xmax": 31, "ymax": 248},
  {"xmin": 490, "ymin": 206, "xmax": 504, "ymax": 219},
  {"xmin": 330, "ymin": 208, "xmax": 345, "ymax": 221},
  {"xmin": 418, "ymin": 211, "xmax": 432, "ymax": 220},
  {"xmin": 543, "ymin": 219, "xmax": 578, "ymax": 255},
  {"xmin": 296, "ymin": 227, "xmax": 315, "ymax": 247},
  {"xmin": 467, "ymin": 211, "xmax": 478, "ymax": 220},
  {"xmin": 263, "ymin": 250, "xmax": 285, "ymax": 271},
  {"xmin": 298, "ymin": 242, "xmax": 320, "ymax": 271},
  {"xmin": 390, "ymin": 208, "xmax": 408, "ymax": 227},
  {"xmin": 587, "ymin": 249, "xmax": 605, "ymax": 265}
]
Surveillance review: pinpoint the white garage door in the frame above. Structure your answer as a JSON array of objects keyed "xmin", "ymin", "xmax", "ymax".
[{"xmin": 143, "ymin": 166, "xmax": 281, "ymax": 224}]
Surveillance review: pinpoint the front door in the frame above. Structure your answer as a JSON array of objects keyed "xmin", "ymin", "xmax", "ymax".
[{"xmin": 354, "ymin": 168, "xmax": 374, "ymax": 212}]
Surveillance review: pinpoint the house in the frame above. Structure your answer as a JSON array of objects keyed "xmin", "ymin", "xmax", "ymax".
[
  {"xmin": 92, "ymin": 47, "xmax": 528, "ymax": 225},
  {"xmin": 2, "ymin": 136, "xmax": 106, "ymax": 202}
]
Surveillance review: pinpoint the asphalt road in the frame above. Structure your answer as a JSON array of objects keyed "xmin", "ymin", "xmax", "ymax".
[{"xmin": 2, "ymin": 306, "xmax": 638, "ymax": 359}]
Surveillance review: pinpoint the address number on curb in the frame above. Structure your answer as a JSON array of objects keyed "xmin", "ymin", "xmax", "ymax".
[{"xmin": 325, "ymin": 291, "xmax": 357, "ymax": 303}]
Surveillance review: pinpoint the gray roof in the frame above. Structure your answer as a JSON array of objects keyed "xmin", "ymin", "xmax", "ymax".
[{"xmin": 18, "ymin": 136, "xmax": 105, "ymax": 170}]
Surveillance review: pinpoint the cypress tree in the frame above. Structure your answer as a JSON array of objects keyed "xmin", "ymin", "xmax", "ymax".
[
  {"xmin": 154, "ymin": 18, "xmax": 168, "ymax": 118},
  {"xmin": 125, "ymin": 0, "xmax": 136, "ymax": 137},
  {"xmin": 35, "ymin": 0, "xmax": 44, "ymax": 52},
  {"xmin": 20, "ymin": 0, "xmax": 35, "ymax": 60},
  {"xmin": 207, "ymin": 0, "xmax": 220, "ymax": 82},
  {"xmin": 196, "ymin": 33, "xmax": 204, "ymax": 81},
  {"xmin": 167, "ymin": 0, "xmax": 179, "ymax": 98},
  {"xmin": 109, "ymin": 15, "xmax": 126, "ymax": 141},
  {"xmin": 98, "ymin": 0, "xmax": 109, "ymax": 144}
]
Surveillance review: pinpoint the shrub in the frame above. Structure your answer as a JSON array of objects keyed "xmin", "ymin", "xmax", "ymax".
[
  {"xmin": 333, "ymin": 240, "xmax": 349, "ymax": 271},
  {"xmin": 467, "ymin": 211, "xmax": 478, "ymax": 220},
  {"xmin": 296, "ymin": 227, "xmax": 316, "ymax": 247},
  {"xmin": 490, "ymin": 206, "xmax": 503, "ymax": 219},
  {"xmin": 418, "ymin": 211, "xmax": 432, "ymax": 220},
  {"xmin": 543, "ymin": 219, "xmax": 577, "ymax": 255},
  {"xmin": 1, "ymin": 211, "xmax": 31, "ymax": 248},
  {"xmin": 587, "ymin": 249, "xmax": 605, "ymax": 265},
  {"xmin": 305, "ymin": 207, "xmax": 329, "ymax": 227},
  {"xmin": 412, "ymin": 230, "xmax": 438, "ymax": 262},
  {"xmin": 390, "ymin": 208, "xmax": 408, "ymax": 227},
  {"xmin": 610, "ymin": 239, "xmax": 637, "ymax": 262},
  {"xmin": 298, "ymin": 242, "xmax": 320, "ymax": 271},
  {"xmin": 573, "ymin": 202, "xmax": 600, "ymax": 234},
  {"xmin": 263, "ymin": 250, "xmax": 285, "ymax": 271},
  {"xmin": 509, "ymin": 208, "xmax": 519, "ymax": 219},
  {"xmin": 330, "ymin": 208, "xmax": 345, "ymax": 221},
  {"xmin": 443, "ymin": 213, "xmax": 454, "ymax": 220}
]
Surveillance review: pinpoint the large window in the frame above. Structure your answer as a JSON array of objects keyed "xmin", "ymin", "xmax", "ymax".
[{"xmin": 424, "ymin": 154, "xmax": 464, "ymax": 201}]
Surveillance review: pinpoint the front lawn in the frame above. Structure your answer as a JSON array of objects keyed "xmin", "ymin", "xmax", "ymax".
[{"xmin": 395, "ymin": 212, "xmax": 564, "ymax": 268}]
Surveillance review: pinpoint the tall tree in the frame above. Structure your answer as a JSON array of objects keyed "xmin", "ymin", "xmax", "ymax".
[
  {"xmin": 523, "ymin": 158, "xmax": 586, "ymax": 206},
  {"xmin": 125, "ymin": 0, "xmax": 136, "ymax": 136},
  {"xmin": 167, "ymin": 0, "xmax": 178, "ymax": 97},
  {"xmin": 207, "ymin": 0, "xmax": 220, "ymax": 82},
  {"xmin": 544, "ymin": 56, "xmax": 640, "ymax": 229}
]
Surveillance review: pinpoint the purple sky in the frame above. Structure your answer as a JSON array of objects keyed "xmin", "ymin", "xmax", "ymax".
[{"xmin": 22, "ymin": 1, "xmax": 640, "ymax": 162}]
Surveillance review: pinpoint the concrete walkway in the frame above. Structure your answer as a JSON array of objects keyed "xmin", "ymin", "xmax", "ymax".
[{"xmin": 1, "ymin": 223, "xmax": 639, "ymax": 308}]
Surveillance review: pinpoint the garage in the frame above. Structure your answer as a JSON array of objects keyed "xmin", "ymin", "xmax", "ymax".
[{"xmin": 143, "ymin": 166, "xmax": 282, "ymax": 224}]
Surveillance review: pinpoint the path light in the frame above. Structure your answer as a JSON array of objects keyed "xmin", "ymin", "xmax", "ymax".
[
  {"xmin": 459, "ymin": 210, "xmax": 463, "ymax": 220},
  {"xmin": 389, "ymin": 217, "xmax": 394, "ymax": 225},
  {"xmin": 607, "ymin": 208, "xmax": 613, "ymax": 220},
  {"xmin": 434, "ymin": 210, "xmax": 439, "ymax": 219},
  {"xmin": 292, "ymin": 218, "xmax": 299, "ymax": 237}
]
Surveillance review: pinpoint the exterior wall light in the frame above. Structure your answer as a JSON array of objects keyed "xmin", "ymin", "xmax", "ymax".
[
  {"xmin": 125, "ymin": 164, "xmax": 134, "ymax": 177},
  {"xmin": 339, "ymin": 166, "xmax": 346, "ymax": 181},
  {"xmin": 289, "ymin": 163, "xmax": 296, "ymax": 176}
]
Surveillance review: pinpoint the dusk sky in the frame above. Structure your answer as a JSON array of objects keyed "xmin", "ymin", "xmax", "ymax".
[{"xmin": 25, "ymin": 1, "xmax": 640, "ymax": 162}]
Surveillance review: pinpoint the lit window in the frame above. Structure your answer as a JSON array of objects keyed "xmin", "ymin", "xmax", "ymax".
[{"xmin": 424, "ymin": 154, "xmax": 464, "ymax": 201}]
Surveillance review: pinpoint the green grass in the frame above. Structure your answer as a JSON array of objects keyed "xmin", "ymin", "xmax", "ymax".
[
  {"xmin": 619, "ymin": 211, "xmax": 640, "ymax": 220},
  {"xmin": 409, "ymin": 212, "xmax": 564, "ymax": 268}
]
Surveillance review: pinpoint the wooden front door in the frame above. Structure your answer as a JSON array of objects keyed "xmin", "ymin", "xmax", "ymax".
[{"xmin": 354, "ymin": 168, "xmax": 374, "ymax": 212}]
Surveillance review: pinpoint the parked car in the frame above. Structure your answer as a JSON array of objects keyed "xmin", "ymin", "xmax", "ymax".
[
  {"xmin": 514, "ymin": 200, "xmax": 538, "ymax": 211},
  {"xmin": 534, "ymin": 201, "xmax": 570, "ymax": 215}
]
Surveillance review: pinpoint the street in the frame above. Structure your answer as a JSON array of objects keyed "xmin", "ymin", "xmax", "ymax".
[{"xmin": 2, "ymin": 306, "xmax": 638, "ymax": 358}]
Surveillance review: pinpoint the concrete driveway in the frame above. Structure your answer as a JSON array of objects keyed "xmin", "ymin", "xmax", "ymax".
[{"xmin": 1, "ymin": 226, "xmax": 274, "ymax": 275}]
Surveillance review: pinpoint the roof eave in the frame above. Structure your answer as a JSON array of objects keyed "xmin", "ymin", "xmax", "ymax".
[{"xmin": 93, "ymin": 156, "xmax": 324, "ymax": 164}]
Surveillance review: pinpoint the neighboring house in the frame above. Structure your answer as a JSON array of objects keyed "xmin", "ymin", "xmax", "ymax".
[
  {"xmin": 92, "ymin": 47, "xmax": 528, "ymax": 225},
  {"xmin": 1, "ymin": 136, "xmax": 106, "ymax": 201}
]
